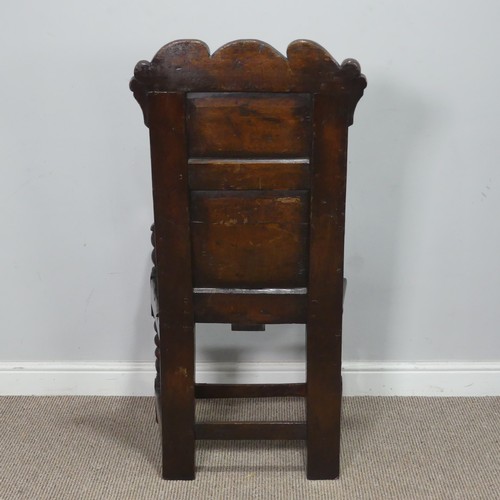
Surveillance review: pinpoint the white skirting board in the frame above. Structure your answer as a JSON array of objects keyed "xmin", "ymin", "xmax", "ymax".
[{"xmin": 1, "ymin": 361, "xmax": 499, "ymax": 396}]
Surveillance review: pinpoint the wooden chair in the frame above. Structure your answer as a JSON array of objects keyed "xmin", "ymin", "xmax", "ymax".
[{"xmin": 130, "ymin": 39, "xmax": 366, "ymax": 480}]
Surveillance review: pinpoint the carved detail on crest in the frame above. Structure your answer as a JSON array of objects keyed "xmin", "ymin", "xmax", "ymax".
[
  {"xmin": 150, "ymin": 224, "xmax": 160, "ymax": 396},
  {"xmin": 130, "ymin": 39, "xmax": 366, "ymax": 126}
]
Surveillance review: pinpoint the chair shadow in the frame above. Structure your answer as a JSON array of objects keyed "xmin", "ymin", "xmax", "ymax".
[
  {"xmin": 339, "ymin": 398, "xmax": 379, "ymax": 472},
  {"xmin": 70, "ymin": 396, "xmax": 378, "ymax": 477},
  {"xmin": 66, "ymin": 396, "xmax": 161, "ymax": 475},
  {"xmin": 340, "ymin": 78, "xmax": 447, "ymax": 470},
  {"xmin": 196, "ymin": 440, "xmax": 306, "ymax": 473},
  {"xmin": 72, "ymin": 255, "xmax": 162, "ymax": 475}
]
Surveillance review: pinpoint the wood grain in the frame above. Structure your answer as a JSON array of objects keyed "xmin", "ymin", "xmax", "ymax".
[
  {"xmin": 193, "ymin": 292, "xmax": 307, "ymax": 324},
  {"xmin": 148, "ymin": 92, "xmax": 195, "ymax": 480},
  {"xmin": 188, "ymin": 158, "xmax": 310, "ymax": 190},
  {"xmin": 306, "ymin": 93, "xmax": 348, "ymax": 480},
  {"xmin": 190, "ymin": 190, "xmax": 309, "ymax": 288},
  {"xmin": 187, "ymin": 93, "xmax": 311, "ymax": 158}
]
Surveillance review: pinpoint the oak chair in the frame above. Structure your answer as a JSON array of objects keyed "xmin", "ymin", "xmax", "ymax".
[{"xmin": 130, "ymin": 39, "xmax": 366, "ymax": 480}]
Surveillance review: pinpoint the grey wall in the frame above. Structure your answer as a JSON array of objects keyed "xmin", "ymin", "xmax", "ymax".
[{"xmin": 1, "ymin": 0, "xmax": 499, "ymax": 364}]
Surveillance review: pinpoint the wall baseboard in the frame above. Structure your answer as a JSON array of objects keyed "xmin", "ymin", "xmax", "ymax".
[{"xmin": 0, "ymin": 361, "xmax": 499, "ymax": 396}]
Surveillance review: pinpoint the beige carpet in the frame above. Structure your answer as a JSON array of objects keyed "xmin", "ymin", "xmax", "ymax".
[{"xmin": 0, "ymin": 396, "xmax": 499, "ymax": 499}]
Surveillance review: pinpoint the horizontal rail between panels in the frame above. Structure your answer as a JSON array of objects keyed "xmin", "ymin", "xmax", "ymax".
[
  {"xmin": 193, "ymin": 287, "xmax": 308, "ymax": 295},
  {"xmin": 188, "ymin": 158, "xmax": 310, "ymax": 165}
]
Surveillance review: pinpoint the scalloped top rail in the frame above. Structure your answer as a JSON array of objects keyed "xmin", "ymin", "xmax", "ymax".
[{"xmin": 130, "ymin": 39, "xmax": 366, "ymax": 125}]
